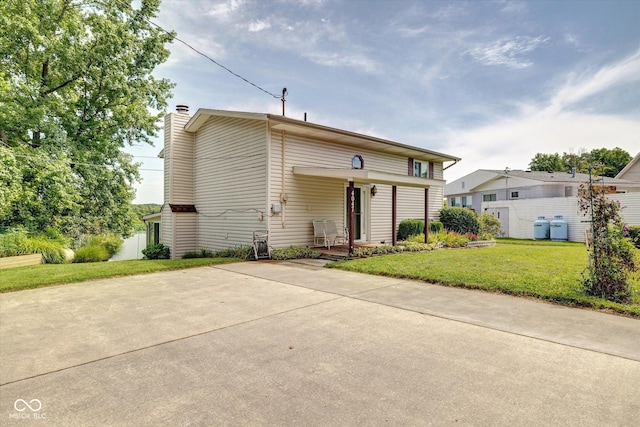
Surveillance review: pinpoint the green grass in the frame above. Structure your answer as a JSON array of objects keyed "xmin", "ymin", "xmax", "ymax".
[
  {"xmin": 0, "ymin": 258, "xmax": 241, "ymax": 293},
  {"xmin": 329, "ymin": 241, "xmax": 640, "ymax": 317}
]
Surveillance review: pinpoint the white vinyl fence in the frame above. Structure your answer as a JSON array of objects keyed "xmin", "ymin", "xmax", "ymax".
[
  {"xmin": 482, "ymin": 193, "xmax": 640, "ymax": 242},
  {"xmin": 110, "ymin": 233, "xmax": 146, "ymax": 261}
]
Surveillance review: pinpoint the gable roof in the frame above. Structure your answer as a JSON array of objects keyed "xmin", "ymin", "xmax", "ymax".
[
  {"xmin": 183, "ymin": 109, "xmax": 461, "ymax": 164},
  {"xmin": 616, "ymin": 152, "xmax": 640, "ymax": 180},
  {"xmin": 445, "ymin": 168, "xmax": 639, "ymax": 196}
]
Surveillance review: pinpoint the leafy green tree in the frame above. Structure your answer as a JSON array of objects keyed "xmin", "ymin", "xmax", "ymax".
[
  {"xmin": 528, "ymin": 153, "xmax": 565, "ymax": 172},
  {"xmin": 529, "ymin": 148, "xmax": 631, "ymax": 177},
  {"xmin": 587, "ymin": 148, "xmax": 632, "ymax": 178},
  {"xmin": 2, "ymin": 146, "xmax": 82, "ymax": 232},
  {"xmin": 0, "ymin": 0, "xmax": 174, "ymax": 238}
]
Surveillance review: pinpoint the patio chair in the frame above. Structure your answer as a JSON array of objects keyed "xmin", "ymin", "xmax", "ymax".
[
  {"xmin": 324, "ymin": 219, "xmax": 347, "ymax": 249},
  {"xmin": 313, "ymin": 220, "xmax": 327, "ymax": 247}
]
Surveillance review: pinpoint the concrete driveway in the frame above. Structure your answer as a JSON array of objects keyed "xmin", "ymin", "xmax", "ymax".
[{"xmin": 1, "ymin": 260, "xmax": 639, "ymax": 426}]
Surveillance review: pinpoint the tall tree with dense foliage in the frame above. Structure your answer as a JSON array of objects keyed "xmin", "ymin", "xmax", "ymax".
[
  {"xmin": 0, "ymin": 0, "xmax": 174, "ymax": 237},
  {"xmin": 528, "ymin": 148, "xmax": 631, "ymax": 178}
]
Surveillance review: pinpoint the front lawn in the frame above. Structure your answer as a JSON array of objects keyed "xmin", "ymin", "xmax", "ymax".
[
  {"xmin": 0, "ymin": 257, "xmax": 241, "ymax": 293},
  {"xmin": 329, "ymin": 240, "xmax": 640, "ymax": 317}
]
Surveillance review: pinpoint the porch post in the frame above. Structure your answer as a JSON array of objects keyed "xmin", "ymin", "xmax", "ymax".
[
  {"xmin": 424, "ymin": 188, "xmax": 429, "ymax": 244},
  {"xmin": 348, "ymin": 181, "xmax": 355, "ymax": 255},
  {"xmin": 392, "ymin": 185, "xmax": 397, "ymax": 246}
]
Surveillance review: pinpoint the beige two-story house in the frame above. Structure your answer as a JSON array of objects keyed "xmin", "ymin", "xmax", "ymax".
[{"xmin": 159, "ymin": 106, "xmax": 460, "ymax": 258}]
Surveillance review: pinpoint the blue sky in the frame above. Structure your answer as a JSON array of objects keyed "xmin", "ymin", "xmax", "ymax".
[{"xmin": 129, "ymin": 0, "xmax": 640, "ymax": 204}]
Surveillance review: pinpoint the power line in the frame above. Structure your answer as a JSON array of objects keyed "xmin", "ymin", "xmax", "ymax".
[{"xmin": 109, "ymin": 0, "xmax": 281, "ymax": 99}]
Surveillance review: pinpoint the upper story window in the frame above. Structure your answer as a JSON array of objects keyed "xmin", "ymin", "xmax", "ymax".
[
  {"xmin": 510, "ymin": 191, "xmax": 519, "ymax": 198},
  {"xmin": 352, "ymin": 155, "xmax": 364, "ymax": 169},
  {"xmin": 414, "ymin": 161, "xmax": 422, "ymax": 177},
  {"xmin": 409, "ymin": 158, "xmax": 433, "ymax": 178},
  {"xmin": 483, "ymin": 194, "xmax": 497, "ymax": 202}
]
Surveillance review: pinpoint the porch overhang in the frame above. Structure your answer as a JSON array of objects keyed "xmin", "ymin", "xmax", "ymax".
[{"xmin": 292, "ymin": 167, "xmax": 444, "ymax": 188}]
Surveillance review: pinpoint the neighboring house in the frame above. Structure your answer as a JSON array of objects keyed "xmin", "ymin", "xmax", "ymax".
[
  {"xmin": 445, "ymin": 169, "xmax": 640, "ymax": 241},
  {"xmin": 158, "ymin": 106, "xmax": 460, "ymax": 258},
  {"xmin": 616, "ymin": 152, "xmax": 640, "ymax": 182}
]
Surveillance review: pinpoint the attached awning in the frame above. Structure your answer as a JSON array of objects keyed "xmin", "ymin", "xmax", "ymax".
[
  {"xmin": 142, "ymin": 212, "xmax": 161, "ymax": 222},
  {"xmin": 293, "ymin": 167, "xmax": 444, "ymax": 188}
]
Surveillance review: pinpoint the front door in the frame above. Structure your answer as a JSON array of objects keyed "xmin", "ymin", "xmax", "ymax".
[{"xmin": 346, "ymin": 186, "xmax": 367, "ymax": 241}]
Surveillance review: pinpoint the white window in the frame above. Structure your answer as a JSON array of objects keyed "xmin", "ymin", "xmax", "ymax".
[{"xmin": 414, "ymin": 161, "xmax": 422, "ymax": 177}]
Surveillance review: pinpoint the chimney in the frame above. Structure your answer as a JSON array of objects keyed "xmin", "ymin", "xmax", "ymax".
[{"xmin": 176, "ymin": 104, "xmax": 189, "ymax": 114}]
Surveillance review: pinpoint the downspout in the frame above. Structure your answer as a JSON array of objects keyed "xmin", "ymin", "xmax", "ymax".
[{"xmin": 281, "ymin": 130, "xmax": 286, "ymax": 228}]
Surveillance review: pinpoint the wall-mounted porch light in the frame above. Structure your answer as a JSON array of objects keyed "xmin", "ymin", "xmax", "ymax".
[{"xmin": 370, "ymin": 185, "xmax": 378, "ymax": 197}]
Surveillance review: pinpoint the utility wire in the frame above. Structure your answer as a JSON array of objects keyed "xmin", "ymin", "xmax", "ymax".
[{"xmin": 109, "ymin": 0, "xmax": 281, "ymax": 99}]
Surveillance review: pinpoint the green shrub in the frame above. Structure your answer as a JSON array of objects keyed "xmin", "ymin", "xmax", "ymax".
[
  {"xmin": 404, "ymin": 233, "xmax": 427, "ymax": 243},
  {"xmin": 142, "ymin": 243, "xmax": 171, "ymax": 260},
  {"xmin": 73, "ymin": 245, "xmax": 111, "ymax": 263},
  {"xmin": 0, "ymin": 228, "xmax": 29, "ymax": 257},
  {"xmin": 182, "ymin": 248, "xmax": 216, "ymax": 259},
  {"xmin": 439, "ymin": 207, "xmax": 479, "ymax": 235},
  {"xmin": 351, "ymin": 243, "xmax": 434, "ymax": 258},
  {"xmin": 43, "ymin": 227, "xmax": 70, "ymax": 246},
  {"xmin": 628, "ymin": 225, "xmax": 640, "ymax": 249},
  {"xmin": 23, "ymin": 235, "xmax": 68, "ymax": 264},
  {"xmin": 429, "ymin": 221, "xmax": 444, "ymax": 233},
  {"xmin": 88, "ymin": 233, "xmax": 122, "ymax": 257},
  {"xmin": 397, "ymin": 219, "xmax": 425, "ymax": 241},
  {"xmin": 479, "ymin": 213, "xmax": 503, "ymax": 239},
  {"xmin": 270, "ymin": 246, "xmax": 320, "ymax": 260},
  {"xmin": 214, "ymin": 246, "xmax": 254, "ymax": 260},
  {"xmin": 0, "ymin": 227, "xmax": 68, "ymax": 263},
  {"xmin": 424, "ymin": 230, "xmax": 471, "ymax": 248}
]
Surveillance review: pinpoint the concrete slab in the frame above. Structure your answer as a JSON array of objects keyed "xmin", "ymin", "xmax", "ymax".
[
  {"xmin": 219, "ymin": 261, "xmax": 640, "ymax": 361},
  {"xmin": 1, "ymin": 262, "xmax": 639, "ymax": 425},
  {"xmin": 0, "ymin": 267, "xmax": 337, "ymax": 384}
]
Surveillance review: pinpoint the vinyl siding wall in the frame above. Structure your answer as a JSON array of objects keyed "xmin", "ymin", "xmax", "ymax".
[
  {"xmin": 161, "ymin": 112, "xmax": 195, "ymax": 258},
  {"xmin": 482, "ymin": 192, "xmax": 640, "ymax": 241},
  {"xmin": 268, "ymin": 131, "xmax": 444, "ymax": 247},
  {"xmin": 194, "ymin": 116, "xmax": 268, "ymax": 251}
]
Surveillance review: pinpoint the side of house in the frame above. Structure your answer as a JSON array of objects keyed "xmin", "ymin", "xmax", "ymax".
[{"xmin": 161, "ymin": 108, "xmax": 459, "ymax": 258}]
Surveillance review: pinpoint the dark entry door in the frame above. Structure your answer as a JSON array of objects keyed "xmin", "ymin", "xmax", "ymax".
[{"xmin": 346, "ymin": 187, "xmax": 362, "ymax": 240}]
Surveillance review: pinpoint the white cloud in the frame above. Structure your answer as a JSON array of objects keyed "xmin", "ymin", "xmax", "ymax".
[
  {"xmin": 547, "ymin": 48, "xmax": 640, "ymax": 113},
  {"xmin": 443, "ymin": 51, "xmax": 640, "ymax": 181},
  {"xmin": 248, "ymin": 19, "xmax": 271, "ymax": 32},
  {"xmin": 466, "ymin": 36, "xmax": 550, "ymax": 69},
  {"xmin": 304, "ymin": 51, "xmax": 379, "ymax": 74},
  {"xmin": 207, "ymin": 0, "xmax": 246, "ymax": 20},
  {"xmin": 443, "ymin": 111, "xmax": 640, "ymax": 182}
]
